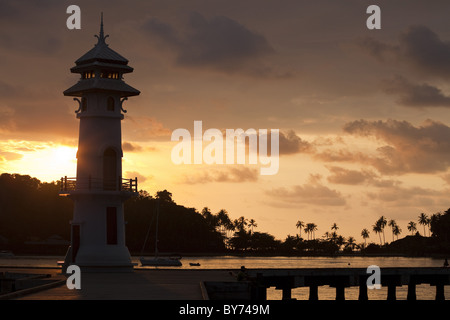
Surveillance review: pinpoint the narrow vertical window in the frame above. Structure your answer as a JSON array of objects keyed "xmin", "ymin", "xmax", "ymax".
[{"xmin": 103, "ymin": 148, "xmax": 117, "ymax": 190}]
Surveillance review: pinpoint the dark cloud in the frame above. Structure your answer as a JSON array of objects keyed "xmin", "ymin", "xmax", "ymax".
[
  {"xmin": 142, "ymin": 12, "xmax": 275, "ymax": 75},
  {"xmin": 383, "ymin": 75, "xmax": 450, "ymax": 108},
  {"xmin": 358, "ymin": 25, "xmax": 450, "ymax": 79},
  {"xmin": 343, "ymin": 119, "xmax": 450, "ymax": 174},
  {"xmin": 122, "ymin": 142, "xmax": 143, "ymax": 152},
  {"xmin": 279, "ymin": 130, "xmax": 314, "ymax": 155}
]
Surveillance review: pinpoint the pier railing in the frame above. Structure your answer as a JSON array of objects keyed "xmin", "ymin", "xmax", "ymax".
[
  {"xmin": 204, "ymin": 267, "xmax": 450, "ymax": 301},
  {"xmin": 59, "ymin": 176, "xmax": 138, "ymax": 193}
]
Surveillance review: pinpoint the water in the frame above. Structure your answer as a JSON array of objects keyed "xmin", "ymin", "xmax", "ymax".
[{"xmin": 1, "ymin": 255, "xmax": 448, "ymax": 300}]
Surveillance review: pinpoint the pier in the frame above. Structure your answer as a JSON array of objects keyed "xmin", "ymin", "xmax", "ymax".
[{"xmin": 230, "ymin": 267, "xmax": 450, "ymax": 301}]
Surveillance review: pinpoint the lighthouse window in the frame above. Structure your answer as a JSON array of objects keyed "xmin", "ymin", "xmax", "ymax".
[
  {"xmin": 100, "ymin": 70, "xmax": 120, "ymax": 79},
  {"xmin": 82, "ymin": 71, "xmax": 94, "ymax": 79},
  {"xmin": 81, "ymin": 97, "xmax": 87, "ymax": 111},
  {"xmin": 107, "ymin": 97, "xmax": 115, "ymax": 111},
  {"xmin": 106, "ymin": 207, "xmax": 118, "ymax": 245},
  {"xmin": 103, "ymin": 148, "xmax": 117, "ymax": 191}
]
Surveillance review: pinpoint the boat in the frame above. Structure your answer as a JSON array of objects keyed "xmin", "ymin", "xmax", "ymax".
[
  {"xmin": 189, "ymin": 263, "xmax": 201, "ymax": 267},
  {"xmin": 141, "ymin": 256, "xmax": 182, "ymax": 267},
  {"xmin": 139, "ymin": 199, "xmax": 182, "ymax": 267}
]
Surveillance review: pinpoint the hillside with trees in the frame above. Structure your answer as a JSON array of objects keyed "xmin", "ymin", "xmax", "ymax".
[{"xmin": 0, "ymin": 173, "xmax": 449, "ymax": 256}]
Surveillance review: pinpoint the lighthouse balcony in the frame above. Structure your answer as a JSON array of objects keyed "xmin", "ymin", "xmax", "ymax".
[{"xmin": 59, "ymin": 176, "xmax": 138, "ymax": 195}]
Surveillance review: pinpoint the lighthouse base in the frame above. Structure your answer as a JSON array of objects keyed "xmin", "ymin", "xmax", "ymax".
[{"xmin": 62, "ymin": 245, "xmax": 135, "ymax": 273}]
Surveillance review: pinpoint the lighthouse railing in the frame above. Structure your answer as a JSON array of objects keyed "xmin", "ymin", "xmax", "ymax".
[{"xmin": 59, "ymin": 176, "xmax": 138, "ymax": 193}]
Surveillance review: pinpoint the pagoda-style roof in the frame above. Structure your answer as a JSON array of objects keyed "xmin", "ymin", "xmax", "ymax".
[
  {"xmin": 74, "ymin": 14, "xmax": 128, "ymax": 67},
  {"xmin": 63, "ymin": 78, "xmax": 140, "ymax": 97},
  {"xmin": 64, "ymin": 13, "xmax": 140, "ymax": 98}
]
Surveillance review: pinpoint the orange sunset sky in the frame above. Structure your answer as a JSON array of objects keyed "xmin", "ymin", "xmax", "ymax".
[{"xmin": 1, "ymin": 0, "xmax": 450, "ymax": 242}]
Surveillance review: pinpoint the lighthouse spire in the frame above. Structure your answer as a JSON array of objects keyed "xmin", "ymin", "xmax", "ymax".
[{"xmin": 95, "ymin": 12, "xmax": 109, "ymax": 45}]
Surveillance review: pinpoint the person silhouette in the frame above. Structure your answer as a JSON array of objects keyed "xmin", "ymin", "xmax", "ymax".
[{"xmin": 444, "ymin": 258, "xmax": 449, "ymax": 267}]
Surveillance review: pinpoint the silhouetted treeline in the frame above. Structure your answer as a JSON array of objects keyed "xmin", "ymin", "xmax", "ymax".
[{"xmin": 0, "ymin": 173, "xmax": 449, "ymax": 256}]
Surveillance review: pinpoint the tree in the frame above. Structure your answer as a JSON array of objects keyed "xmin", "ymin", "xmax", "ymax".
[
  {"xmin": 234, "ymin": 216, "xmax": 248, "ymax": 232},
  {"xmin": 372, "ymin": 222, "xmax": 382, "ymax": 245},
  {"xmin": 361, "ymin": 228, "xmax": 370, "ymax": 247},
  {"xmin": 331, "ymin": 223, "xmax": 339, "ymax": 232},
  {"xmin": 377, "ymin": 216, "xmax": 387, "ymax": 244},
  {"xmin": 388, "ymin": 219, "xmax": 397, "ymax": 242},
  {"xmin": 248, "ymin": 219, "xmax": 257, "ymax": 234},
  {"xmin": 305, "ymin": 223, "xmax": 317, "ymax": 240},
  {"xmin": 407, "ymin": 221, "xmax": 417, "ymax": 235},
  {"xmin": 418, "ymin": 213, "xmax": 429, "ymax": 236},
  {"xmin": 155, "ymin": 189, "xmax": 174, "ymax": 203},
  {"xmin": 296, "ymin": 220, "xmax": 304, "ymax": 239},
  {"xmin": 344, "ymin": 236, "xmax": 357, "ymax": 252},
  {"xmin": 393, "ymin": 224, "xmax": 401, "ymax": 240}
]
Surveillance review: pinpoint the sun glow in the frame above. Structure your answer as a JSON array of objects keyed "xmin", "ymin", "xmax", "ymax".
[{"xmin": 1, "ymin": 143, "xmax": 78, "ymax": 183}]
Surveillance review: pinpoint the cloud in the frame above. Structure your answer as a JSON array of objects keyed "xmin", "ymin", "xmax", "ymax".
[
  {"xmin": 142, "ymin": 12, "xmax": 275, "ymax": 75},
  {"xmin": 266, "ymin": 174, "xmax": 347, "ymax": 207},
  {"xmin": 279, "ymin": 130, "xmax": 314, "ymax": 155},
  {"xmin": 383, "ymin": 75, "xmax": 450, "ymax": 108},
  {"xmin": 123, "ymin": 116, "xmax": 172, "ymax": 141},
  {"xmin": 326, "ymin": 166, "xmax": 400, "ymax": 188},
  {"xmin": 182, "ymin": 166, "xmax": 259, "ymax": 184},
  {"xmin": 366, "ymin": 184, "xmax": 448, "ymax": 208},
  {"xmin": 122, "ymin": 142, "xmax": 143, "ymax": 152},
  {"xmin": 124, "ymin": 171, "xmax": 150, "ymax": 183},
  {"xmin": 343, "ymin": 119, "xmax": 450, "ymax": 174},
  {"xmin": 358, "ymin": 25, "xmax": 450, "ymax": 79}
]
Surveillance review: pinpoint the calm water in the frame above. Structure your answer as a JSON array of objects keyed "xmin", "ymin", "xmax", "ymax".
[{"xmin": 1, "ymin": 255, "xmax": 448, "ymax": 300}]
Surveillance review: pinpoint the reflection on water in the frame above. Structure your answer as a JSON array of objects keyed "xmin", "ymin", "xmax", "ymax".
[{"xmin": 1, "ymin": 255, "xmax": 448, "ymax": 300}]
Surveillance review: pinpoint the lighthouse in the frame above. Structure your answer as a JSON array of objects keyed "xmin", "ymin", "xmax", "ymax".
[{"xmin": 60, "ymin": 15, "xmax": 140, "ymax": 271}]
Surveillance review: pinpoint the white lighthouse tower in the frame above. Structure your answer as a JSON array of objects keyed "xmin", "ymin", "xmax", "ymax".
[{"xmin": 60, "ymin": 15, "xmax": 140, "ymax": 271}]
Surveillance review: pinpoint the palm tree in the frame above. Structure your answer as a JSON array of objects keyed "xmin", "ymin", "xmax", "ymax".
[
  {"xmin": 361, "ymin": 228, "xmax": 370, "ymax": 247},
  {"xmin": 377, "ymin": 216, "xmax": 387, "ymax": 244},
  {"xmin": 388, "ymin": 219, "xmax": 397, "ymax": 242},
  {"xmin": 393, "ymin": 224, "xmax": 401, "ymax": 240},
  {"xmin": 407, "ymin": 221, "xmax": 417, "ymax": 235},
  {"xmin": 331, "ymin": 223, "xmax": 339, "ymax": 232},
  {"xmin": 304, "ymin": 225, "xmax": 310, "ymax": 240},
  {"xmin": 304, "ymin": 223, "xmax": 318, "ymax": 240},
  {"xmin": 234, "ymin": 216, "xmax": 248, "ymax": 232},
  {"xmin": 248, "ymin": 219, "xmax": 257, "ymax": 234},
  {"xmin": 372, "ymin": 222, "xmax": 382, "ymax": 245},
  {"xmin": 310, "ymin": 223, "xmax": 318, "ymax": 240},
  {"xmin": 296, "ymin": 220, "xmax": 304, "ymax": 239},
  {"xmin": 418, "ymin": 213, "xmax": 428, "ymax": 236},
  {"xmin": 345, "ymin": 236, "xmax": 357, "ymax": 252}
]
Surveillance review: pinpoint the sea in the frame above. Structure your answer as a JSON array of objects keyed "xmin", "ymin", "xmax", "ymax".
[{"xmin": 1, "ymin": 255, "xmax": 449, "ymax": 300}]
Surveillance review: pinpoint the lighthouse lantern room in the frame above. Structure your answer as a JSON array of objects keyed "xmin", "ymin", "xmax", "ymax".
[{"xmin": 60, "ymin": 14, "xmax": 140, "ymax": 271}]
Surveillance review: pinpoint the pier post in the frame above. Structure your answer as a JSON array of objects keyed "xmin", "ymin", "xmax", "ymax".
[
  {"xmin": 282, "ymin": 287, "xmax": 292, "ymax": 300},
  {"xmin": 435, "ymin": 284, "xmax": 445, "ymax": 301},
  {"xmin": 335, "ymin": 285, "xmax": 345, "ymax": 301},
  {"xmin": 309, "ymin": 285, "xmax": 318, "ymax": 301},
  {"xmin": 358, "ymin": 283, "xmax": 368, "ymax": 301},
  {"xmin": 407, "ymin": 282, "xmax": 416, "ymax": 301},
  {"xmin": 387, "ymin": 284, "xmax": 396, "ymax": 301}
]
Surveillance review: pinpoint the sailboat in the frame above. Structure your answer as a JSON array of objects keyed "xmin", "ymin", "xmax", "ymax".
[{"xmin": 139, "ymin": 199, "xmax": 182, "ymax": 267}]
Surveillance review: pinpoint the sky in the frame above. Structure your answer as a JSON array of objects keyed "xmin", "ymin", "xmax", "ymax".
[{"xmin": 1, "ymin": 0, "xmax": 450, "ymax": 243}]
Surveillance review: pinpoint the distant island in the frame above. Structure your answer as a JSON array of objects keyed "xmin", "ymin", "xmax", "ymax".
[{"xmin": 0, "ymin": 173, "xmax": 449, "ymax": 257}]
